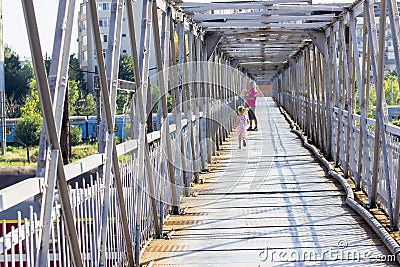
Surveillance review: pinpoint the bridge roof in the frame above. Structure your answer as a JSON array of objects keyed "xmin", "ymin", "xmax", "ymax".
[{"xmin": 172, "ymin": 0, "xmax": 353, "ymax": 84}]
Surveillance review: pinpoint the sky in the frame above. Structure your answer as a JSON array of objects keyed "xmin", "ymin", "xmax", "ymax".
[
  {"xmin": 3, "ymin": 0, "xmax": 355, "ymax": 60},
  {"xmin": 3, "ymin": 0, "xmax": 79, "ymax": 59}
]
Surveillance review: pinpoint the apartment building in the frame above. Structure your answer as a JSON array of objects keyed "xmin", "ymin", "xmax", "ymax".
[{"xmin": 77, "ymin": 0, "xmax": 153, "ymax": 92}]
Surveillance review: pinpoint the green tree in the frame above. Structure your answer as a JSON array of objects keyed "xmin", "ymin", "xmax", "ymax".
[
  {"xmin": 384, "ymin": 71, "xmax": 400, "ymax": 105},
  {"xmin": 116, "ymin": 92, "xmax": 131, "ymax": 115},
  {"xmin": 79, "ymin": 93, "xmax": 97, "ymax": 116},
  {"xmin": 68, "ymin": 80, "xmax": 80, "ymax": 116},
  {"xmin": 118, "ymin": 53, "xmax": 134, "ymax": 81},
  {"xmin": 4, "ymin": 46, "xmax": 34, "ymax": 116},
  {"xmin": 15, "ymin": 80, "xmax": 42, "ymax": 163},
  {"xmin": 20, "ymin": 80, "xmax": 41, "ymax": 117},
  {"xmin": 69, "ymin": 125, "xmax": 82, "ymax": 146},
  {"xmin": 366, "ymin": 86, "xmax": 376, "ymax": 118},
  {"xmin": 69, "ymin": 54, "xmax": 84, "ymax": 85}
]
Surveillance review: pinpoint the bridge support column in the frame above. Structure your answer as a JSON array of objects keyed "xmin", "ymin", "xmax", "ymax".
[
  {"xmin": 152, "ymin": 2, "xmax": 179, "ymax": 217},
  {"xmin": 388, "ymin": 0, "xmax": 400, "ymax": 231},
  {"xmin": 87, "ymin": 0, "xmax": 136, "ymax": 265},
  {"xmin": 367, "ymin": 0, "xmax": 392, "ymax": 224},
  {"xmin": 22, "ymin": 1, "xmax": 84, "ymax": 266}
]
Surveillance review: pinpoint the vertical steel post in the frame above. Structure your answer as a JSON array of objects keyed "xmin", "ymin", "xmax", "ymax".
[
  {"xmin": 187, "ymin": 29, "xmax": 199, "ymax": 188},
  {"xmin": 21, "ymin": 0, "xmax": 83, "ymax": 265},
  {"xmin": 87, "ymin": 0, "xmax": 135, "ymax": 265},
  {"xmin": 368, "ymin": 0, "xmax": 390, "ymax": 209},
  {"xmin": 36, "ymin": 0, "xmax": 76, "ymax": 178},
  {"xmin": 322, "ymin": 32, "xmax": 332, "ymax": 159},
  {"xmin": 330, "ymin": 30, "xmax": 341, "ymax": 166},
  {"xmin": 85, "ymin": 0, "xmax": 95, "ymax": 95},
  {"xmin": 99, "ymin": 1, "xmax": 125, "ymax": 265},
  {"xmin": 176, "ymin": 19, "xmax": 185, "ymax": 189},
  {"xmin": 388, "ymin": 0, "xmax": 400, "ymax": 230},
  {"xmin": 339, "ymin": 21, "xmax": 350, "ymax": 177},
  {"xmin": 370, "ymin": 0, "xmax": 394, "ymax": 229},
  {"xmin": 0, "ymin": 0, "xmax": 5, "ymax": 155},
  {"xmin": 194, "ymin": 34, "xmax": 202, "ymax": 180},
  {"xmin": 28, "ymin": 0, "xmax": 78, "ymax": 265},
  {"xmin": 152, "ymin": 2, "xmax": 179, "ymax": 215},
  {"xmin": 351, "ymin": 9, "xmax": 370, "ymax": 191},
  {"xmin": 197, "ymin": 37, "xmax": 207, "ymax": 171}
]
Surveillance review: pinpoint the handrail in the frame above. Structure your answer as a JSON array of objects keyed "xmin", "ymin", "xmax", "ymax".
[
  {"xmin": 332, "ymin": 106, "xmax": 400, "ymax": 137},
  {"xmin": 0, "ymin": 114, "xmax": 200, "ymax": 213}
]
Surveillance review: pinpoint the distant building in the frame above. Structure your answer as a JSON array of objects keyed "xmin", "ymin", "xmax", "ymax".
[
  {"xmin": 77, "ymin": 0, "xmax": 156, "ymax": 92},
  {"xmin": 356, "ymin": 2, "xmax": 400, "ymax": 72}
]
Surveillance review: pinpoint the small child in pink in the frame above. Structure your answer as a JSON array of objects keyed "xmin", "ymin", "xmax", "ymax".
[{"xmin": 237, "ymin": 106, "xmax": 249, "ymax": 149}]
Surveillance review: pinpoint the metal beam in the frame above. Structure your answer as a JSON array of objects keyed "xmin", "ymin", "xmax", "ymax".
[
  {"xmin": 35, "ymin": 0, "xmax": 77, "ymax": 265},
  {"xmin": 152, "ymin": 3, "xmax": 179, "ymax": 215},
  {"xmin": 87, "ymin": 0, "xmax": 135, "ymax": 265},
  {"xmin": 205, "ymin": 33, "xmax": 221, "ymax": 61},
  {"xmin": 0, "ymin": 0, "xmax": 5, "ymax": 155},
  {"xmin": 308, "ymin": 31, "xmax": 328, "ymax": 58},
  {"xmin": 21, "ymin": 0, "xmax": 83, "ymax": 266}
]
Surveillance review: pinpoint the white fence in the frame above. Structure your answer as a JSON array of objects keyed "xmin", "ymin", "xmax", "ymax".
[{"xmin": 0, "ymin": 111, "xmax": 236, "ymax": 266}]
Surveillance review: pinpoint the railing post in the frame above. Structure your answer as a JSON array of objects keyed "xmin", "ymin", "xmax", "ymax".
[
  {"xmin": 350, "ymin": 9, "xmax": 370, "ymax": 191},
  {"xmin": 322, "ymin": 32, "xmax": 332, "ymax": 159},
  {"xmin": 339, "ymin": 21, "xmax": 350, "ymax": 177},
  {"xmin": 187, "ymin": 28, "xmax": 199, "ymax": 189},
  {"xmin": 196, "ymin": 35, "xmax": 205, "ymax": 175},
  {"xmin": 330, "ymin": 28, "xmax": 341, "ymax": 167}
]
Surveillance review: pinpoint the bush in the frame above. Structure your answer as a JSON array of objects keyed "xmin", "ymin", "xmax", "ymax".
[
  {"xmin": 15, "ymin": 117, "xmax": 42, "ymax": 147},
  {"xmin": 391, "ymin": 120, "xmax": 400, "ymax": 127},
  {"xmin": 14, "ymin": 117, "xmax": 42, "ymax": 163},
  {"xmin": 70, "ymin": 125, "xmax": 82, "ymax": 146}
]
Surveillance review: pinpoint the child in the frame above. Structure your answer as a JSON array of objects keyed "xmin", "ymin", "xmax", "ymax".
[{"xmin": 237, "ymin": 106, "xmax": 249, "ymax": 149}]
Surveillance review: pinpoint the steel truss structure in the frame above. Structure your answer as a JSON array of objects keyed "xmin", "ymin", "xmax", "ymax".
[{"xmin": 1, "ymin": 0, "xmax": 400, "ymax": 265}]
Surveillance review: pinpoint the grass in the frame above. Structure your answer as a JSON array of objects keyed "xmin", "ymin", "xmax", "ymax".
[
  {"xmin": 70, "ymin": 143, "xmax": 98, "ymax": 162},
  {"xmin": 0, "ymin": 145, "xmax": 38, "ymax": 166},
  {"xmin": 0, "ymin": 143, "xmax": 98, "ymax": 166}
]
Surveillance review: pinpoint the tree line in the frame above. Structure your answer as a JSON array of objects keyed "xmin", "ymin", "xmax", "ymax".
[{"xmin": 5, "ymin": 46, "xmax": 135, "ymax": 162}]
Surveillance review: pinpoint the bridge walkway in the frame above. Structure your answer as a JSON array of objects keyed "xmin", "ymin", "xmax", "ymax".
[{"xmin": 140, "ymin": 98, "xmax": 395, "ymax": 266}]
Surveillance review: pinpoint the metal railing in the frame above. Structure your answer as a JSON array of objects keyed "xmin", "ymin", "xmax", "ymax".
[{"xmin": 0, "ymin": 110, "xmax": 237, "ymax": 266}]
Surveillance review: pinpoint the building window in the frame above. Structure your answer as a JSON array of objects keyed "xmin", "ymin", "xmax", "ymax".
[
  {"xmin": 81, "ymin": 4, "xmax": 86, "ymax": 14},
  {"xmin": 82, "ymin": 51, "xmax": 87, "ymax": 61},
  {"xmin": 98, "ymin": 2, "xmax": 108, "ymax": 10},
  {"xmin": 122, "ymin": 33, "xmax": 126, "ymax": 37},
  {"xmin": 99, "ymin": 18, "xmax": 108, "ymax": 27},
  {"xmin": 103, "ymin": 34, "xmax": 108, "ymax": 43},
  {"xmin": 82, "ymin": 36, "xmax": 87, "ymax": 46},
  {"xmin": 103, "ymin": 49, "xmax": 107, "ymax": 58},
  {"xmin": 81, "ymin": 20, "xmax": 86, "ymax": 31},
  {"xmin": 123, "ymin": 50, "xmax": 127, "ymax": 53}
]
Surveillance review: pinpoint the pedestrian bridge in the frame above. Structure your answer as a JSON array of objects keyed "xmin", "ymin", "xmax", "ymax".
[
  {"xmin": 140, "ymin": 98, "xmax": 397, "ymax": 266},
  {"xmin": 3, "ymin": 0, "xmax": 400, "ymax": 266}
]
